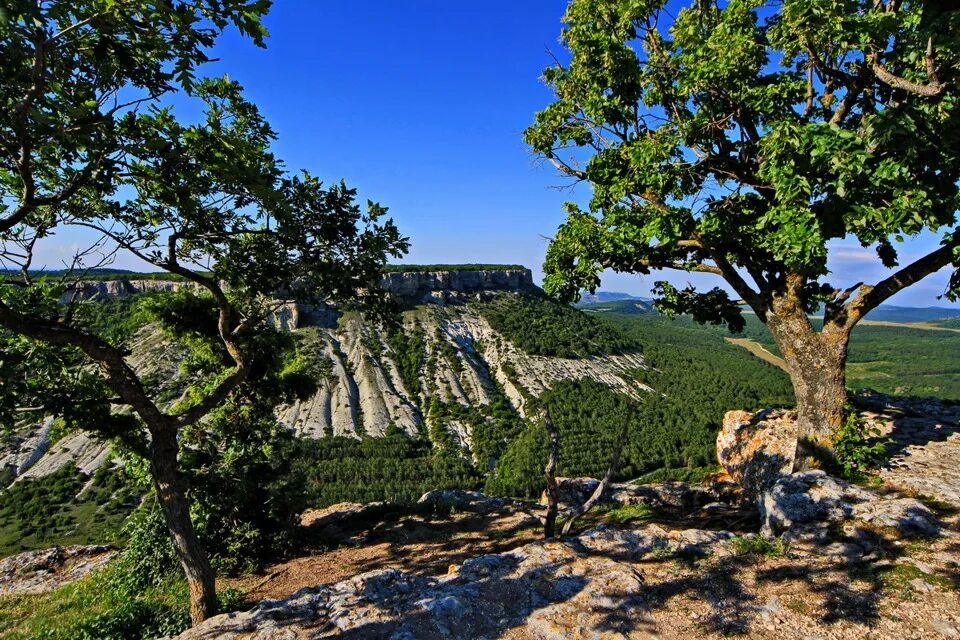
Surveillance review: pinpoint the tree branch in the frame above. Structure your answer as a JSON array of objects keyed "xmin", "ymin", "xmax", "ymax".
[
  {"xmin": 869, "ymin": 51, "xmax": 944, "ymax": 97},
  {"xmin": 0, "ymin": 300, "xmax": 171, "ymax": 434},
  {"xmin": 542, "ymin": 408, "xmax": 560, "ymax": 540},
  {"xmin": 844, "ymin": 242, "xmax": 956, "ymax": 328}
]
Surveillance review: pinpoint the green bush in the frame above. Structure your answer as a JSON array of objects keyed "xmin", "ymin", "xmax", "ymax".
[
  {"xmin": 0, "ymin": 561, "xmax": 190, "ymax": 640},
  {"xmin": 834, "ymin": 408, "xmax": 891, "ymax": 478}
]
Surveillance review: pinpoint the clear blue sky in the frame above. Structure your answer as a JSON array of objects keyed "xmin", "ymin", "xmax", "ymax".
[{"xmin": 37, "ymin": 1, "xmax": 958, "ymax": 307}]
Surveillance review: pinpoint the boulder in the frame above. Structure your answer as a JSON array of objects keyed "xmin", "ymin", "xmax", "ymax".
[
  {"xmin": 717, "ymin": 408, "xmax": 797, "ymax": 501},
  {"xmin": 416, "ymin": 489, "xmax": 511, "ymax": 515},
  {"xmin": 760, "ymin": 470, "xmax": 941, "ymax": 541}
]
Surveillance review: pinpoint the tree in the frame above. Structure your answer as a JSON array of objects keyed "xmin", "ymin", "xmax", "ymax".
[
  {"xmin": 0, "ymin": 1, "xmax": 407, "ymax": 623},
  {"xmin": 526, "ymin": 0, "xmax": 960, "ymax": 464}
]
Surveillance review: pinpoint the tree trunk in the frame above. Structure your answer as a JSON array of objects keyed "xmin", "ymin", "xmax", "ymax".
[
  {"xmin": 542, "ymin": 409, "xmax": 560, "ymax": 539},
  {"xmin": 150, "ymin": 426, "xmax": 217, "ymax": 624},
  {"xmin": 767, "ymin": 307, "xmax": 850, "ymax": 470}
]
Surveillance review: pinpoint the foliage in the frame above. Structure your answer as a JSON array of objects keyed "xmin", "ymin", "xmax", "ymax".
[
  {"xmin": 0, "ymin": 0, "xmax": 408, "ymax": 619},
  {"xmin": 600, "ymin": 503, "xmax": 657, "ymax": 526},
  {"xmin": 528, "ymin": 0, "xmax": 960, "ymax": 317},
  {"xmin": 834, "ymin": 408, "xmax": 892, "ymax": 478},
  {"xmin": 0, "ymin": 463, "xmax": 139, "ymax": 556},
  {"xmin": 387, "ymin": 325, "xmax": 427, "ymax": 397},
  {"xmin": 487, "ymin": 311, "xmax": 794, "ymax": 498},
  {"xmin": 527, "ymin": 0, "xmax": 960, "ymax": 442},
  {"xmin": 632, "ymin": 465, "xmax": 721, "ymax": 485},
  {"xmin": 0, "ymin": 565, "xmax": 190, "ymax": 640},
  {"xmin": 139, "ymin": 294, "xmax": 320, "ymax": 571},
  {"xmin": 117, "ymin": 502, "xmax": 183, "ymax": 593},
  {"xmin": 714, "ymin": 314, "xmax": 960, "ymax": 400},
  {"xmin": 478, "ymin": 293, "xmax": 637, "ymax": 358}
]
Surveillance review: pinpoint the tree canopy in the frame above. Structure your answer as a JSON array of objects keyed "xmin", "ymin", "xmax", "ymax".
[
  {"xmin": 0, "ymin": 0, "xmax": 407, "ymax": 623},
  {"xmin": 527, "ymin": 0, "xmax": 960, "ymax": 326},
  {"xmin": 527, "ymin": 0, "xmax": 960, "ymax": 451}
]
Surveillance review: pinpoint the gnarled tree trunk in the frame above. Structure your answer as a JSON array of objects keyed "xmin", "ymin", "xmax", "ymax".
[
  {"xmin": 766, "ymin": 300, "xmax": 850, "ymax": 470},
  {"xmin": 150, "ymin": 425, "xmax": 217, "ymax": 624}
]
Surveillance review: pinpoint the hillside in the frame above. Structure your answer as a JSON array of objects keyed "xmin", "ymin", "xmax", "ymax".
[
  {"xmin": 579, "ymin": 302, "xmax": 960, "ymax": 401},
  {"xmin": 0, "ymin": 268, "xmax": 794, "ymax": 554},
  {"xmin": 688, "ymin": 315, "xmax": 960, "ymax": 400}
]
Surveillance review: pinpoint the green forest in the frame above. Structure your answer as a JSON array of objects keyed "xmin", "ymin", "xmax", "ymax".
[
  {"xmin": 479, "ymin": 293, "xmax": 637, "ymax": 358},
  {"xmin": 699, "ymin": 315, "xmax": 960, "ymax": 400},
  {"xmin": 485, "ymin": 312, "xmax": 795, "ymax": 498}
]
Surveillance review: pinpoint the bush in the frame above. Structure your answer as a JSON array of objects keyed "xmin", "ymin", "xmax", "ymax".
[{"xmin": 834, "ymin": 408, "xmax": 891, "ymax": 479}]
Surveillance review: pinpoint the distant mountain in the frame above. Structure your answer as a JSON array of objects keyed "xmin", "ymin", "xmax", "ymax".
[
  {"xmin": 0, "ymin": 267, "xmax": 138, "ymax": 278},
  {"xmin": 579, "ymin": 299, "xmax": 656, "ymax": 315},
  {"xmin": 577, "ymin": 291, "xmax": 647, "ymax": 305},
  {"xmin": 861, "ymin": 305, "xmax": 960, "ymax": 324},
  {"xmin": 582, "ymin": 296, "xmax": 960, "ymax": 324}
]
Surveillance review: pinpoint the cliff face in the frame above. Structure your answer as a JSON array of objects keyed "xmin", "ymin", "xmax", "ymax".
[
  {"xmin": 2, "ymin": 283, "xmax": 646, "ymax": 485},
  {"xmin": 275, "ymin": 304, "xmax": 648, "ymax": 443},
  {"xmin": 379, "ymin": 268, "xmax": 535, "ymax": 305},
  {"xmin": 59, "ymin": 268, "xmax": 536, "ymax": 307},
  {"xmin": 59, "ymin": 279, "xmax": 200, "ymax": 302}
]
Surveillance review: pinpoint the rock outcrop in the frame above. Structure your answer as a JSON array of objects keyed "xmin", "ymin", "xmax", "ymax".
[
  {"xmin": 760, "ymin": 470, "xmax": 941, "ymax": 542},
  {"xmin": 856, "ymin": 392, "xmax": 960, "ymax": 505},
  {"xmin": 379, "ymin": 268, "xmax": 535, "ymax": 305},
  {"xmin": 172, "ymin": 525, "xmax": 739, "ymax": 640},
  {"xmin": 57, "ymin": 267, "xmax": 535, "ymax": 309},
  {"xmin": 59, "ymin": 278, "xmax": 201, "ymax": 303},
  {"xmin": 716, "ymin": 408, "xmax": 797, "ymax": 502},
  {"xmin": 275, "ymin": 305, "xmax": 649, "ymax": 443},
  {"xmin": 0, "ymin": 545, "xmax": 115, "ymax": 596}
]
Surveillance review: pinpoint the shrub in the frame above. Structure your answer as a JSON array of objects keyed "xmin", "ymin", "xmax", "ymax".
[{"xmin": 834, "ymin": 408, "xmax": 892, "ymax": 478}]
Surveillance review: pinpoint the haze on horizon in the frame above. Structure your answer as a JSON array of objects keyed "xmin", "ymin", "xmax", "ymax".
[{"xmin": 26, "ymin": 0, "xmax": 959, "ymax": 309}]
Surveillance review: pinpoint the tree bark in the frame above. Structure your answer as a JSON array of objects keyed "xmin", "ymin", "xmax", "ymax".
[
  {"xmin": 150, "ymin": 425, "xmax": 217, "ymax": 624},
  {"xmin": 766, "ymin": 302, "xmax": 850, "ymax": 470}
]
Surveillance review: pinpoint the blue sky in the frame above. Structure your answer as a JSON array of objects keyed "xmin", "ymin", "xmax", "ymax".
[{"xmin": 36, "ymin": 1, "xmax": 958, "ymax": 307}]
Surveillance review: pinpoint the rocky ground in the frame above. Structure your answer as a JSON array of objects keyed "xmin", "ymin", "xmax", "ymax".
[
  {"xmin": 183, "ymin": 491, "xmax": 960, "ymax": 640},
  {"xmin": 178, "ymin": 395, "xmax": 960, "ymax": 640},
  {"xmin": 858, "ymin": 392, "xmax": 960, "ymax": 505},
  {"xmin": 2, "ymin": 393, "xmax": 957, "ymax": 639}
]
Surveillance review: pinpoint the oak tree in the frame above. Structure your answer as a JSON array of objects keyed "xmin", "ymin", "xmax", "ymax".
[
  {"xmin": 527, "ymin": 0, "xmax": 960, "ymax": 463},
  {"xmin": 0, "ymin": 1, "xmax": 407, "ymax": 623}
]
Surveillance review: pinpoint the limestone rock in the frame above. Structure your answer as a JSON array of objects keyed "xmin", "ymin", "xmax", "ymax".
[
  {"xmin": 173, "ymin": 526, "xmax": 736, "ymax": 640},
  {"xmin": 549, "ymin": 477, "xmax": 718, "ymax": 511},
  {"xmin": 760, "ymin": 470, "xmax": 941, "ymax": 540},
  {"xmin": 0, "ymin": 545, "xmax": 115, "ymax": 596},
  {"xmin": 717, "ymin": 408, "xmax": 797, "ymax": 502},
  {"xmin": 416, "ymin": 489, "xmax": 510, "ymax": 515},
  {"xmin": 851, "ymin": 497, "xmax": 941, "ymax": 537}
]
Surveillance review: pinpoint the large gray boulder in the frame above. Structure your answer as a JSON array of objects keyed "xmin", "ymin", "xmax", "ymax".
[{"xmin": 760, "ymin": 470, "xmax": 941, "ymax": 541}]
